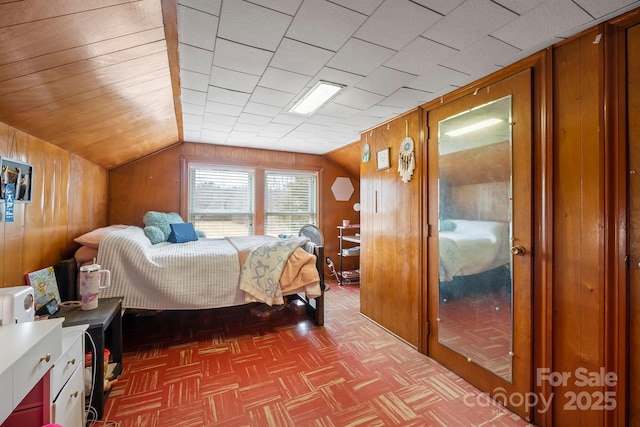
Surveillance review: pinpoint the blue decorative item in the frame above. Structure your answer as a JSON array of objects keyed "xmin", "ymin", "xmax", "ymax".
[
  {"xmin": 4, "ymin": 183, "xmax": 14, "ymax": 222},
  {"xmin": 167, "ymin": 222, "xmax": 198, "ymax": 243}
]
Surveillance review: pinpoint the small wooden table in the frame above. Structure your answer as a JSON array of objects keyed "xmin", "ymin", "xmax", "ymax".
[{"xmin": 51, "ymin": 297, "xmax": 123, "ymax": 421}]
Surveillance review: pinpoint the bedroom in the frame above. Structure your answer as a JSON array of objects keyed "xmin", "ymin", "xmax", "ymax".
[{"xmin": 2, "ymin": 1, "xmax": 640, "ymax": 426}]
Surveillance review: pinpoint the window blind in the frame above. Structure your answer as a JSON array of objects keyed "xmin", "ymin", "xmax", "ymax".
[
  {"xmin": 189, "ymin": 166, "xmax": 254, "ymax": 238},
  {"xmin": 264, "ymin": 171, "xmax": 317, "ymax": 236}
]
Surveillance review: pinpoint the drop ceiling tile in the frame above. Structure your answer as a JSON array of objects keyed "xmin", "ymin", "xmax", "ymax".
[
  {"xmin": 183, "ymin": 113, "xmax": 203, "ymax": 125},
  {"xmin": 209, "ymin": 66, "xmax": 260, "ymax": 93},
  {"xmin": 207, "ymin": 86, "xmax": 251, "ymax": 107},
  {"xmin": 202, "ymin": 121, "xmax": 234, "ymax": 132},
  {"xmin": 178, "ymin": 0, "xmax": 221, "ymax": 16},
  {"xmin": 491, "ymin": 0, "xmax": 592, "ymax": 50},
  {"xmin": 237, "ymin": 113, "xmax": 273, "ymax": 126},
  {"xmin": 407, "ymin": 64, "xmax": 470, "ymax": 93},
  {"xmin": 286, "ymin": 1, "xmax": 367, "ymax": 51},
  {"xmin": 330, "ymin": 0, "xmax": 384, "ymax": 15},
  {"xmin": 200, "ymin": 129, "xmax": 229, "ymax": 143},
  {"xmin": 441, "ymin": 36, "xmax": 520, "ymax": 77},
  {"xmin": 356, "ymin": 67, "xmax": 417, "ymax": 96},
  {"xmin": 354, "ymin": 0, "xmax": 442, "ymax": 50},
  {"xmin": 385, "ymin": 37, "xmax": 457, "ymax": 76},
  {"xmin": 183, "ymin": 122, "xmax": 203, "ymax": 132},
  {"xmin": 272, "ymin": 114, "xmax": 307, "ymax": 126},
  {"xmin": 182, "ymin": 102, "xmax": 205, "ymax": 115},
  {"xmin": 177, "ymin": 6, "xmax": 218, "ymax": 50},
  {"xmin": 312, "ymin": 68, "xmax": 364, "ymax": 88},
  {"xmin": 213, "ymin": 39, "xmax": 273, "ymax": 76},
  {"xmin": 205, "ymin": 101, "xmax": 244, "ymax": 116},
  {"xmin": 304, "ymin": 114, "xmax": 343, "ymax": 126},
  {"xmin": 243, "ymin": 102, "xmax": 282, "ymax": 117},
  {"xmin": 250, "ymin": 86, "xmax": 295, "ymax": 108},
  {"xmin": 320, "ymin": 103, "xmax": 362, "ymax": 118},
  {"xmin": 181, "ymin": 88, "xmax": 207, "ymax": 106},
  {"xmin": 249, "ymin": 0, "xmax": 303, "ymax": 15},
  {"xmin": 575, "ymin": 0, "xmax": 639, "ymax": 18},
  {"xmin": 203, "ymin": 114, "xmax": 237, "ymax": 126},
  {"xmin": 412, "ymin": 0, "xmax": 464, "ymax": 15},
  {"xmin": 379, "ymin": 87, "xmax": 433, "ymax": 108},
  {"xmin": 179, "ymin": 44, "xmax": 214, "ymax": 74},
  {"xmin": 339, "ymin": 114, "xmax": 383, "ymax": 128},
  {"xmin": 180, "ymin": 69, "xmax": 210, "ymax": 91},
  {"xmin": 259, "ymin": 67, "xmax": 311, "ymax": 94},
  {"xmin": 218, "ymin": 0, "xmax": 291, "ymax": 51},
  {"xmin": 362, "ymin": 105, "xmax": 406, "ymax": 118},
  {"xmin": 493, "ymin": 0, "xmax": 544, "ymax": 14},
  {"xmin": 327, "ymin": 38, "xmax": 396, "ymax": 76},
  {"xmin": 183, "ymin": 130, "xmax": 202, "ymax": 141},
  {"xmin": 270, "ymin": 38, "xmax": 334, "ymax": 76},
  {"xmin": 234, "ymin": 122, "xmax": 266, "ymax": 133},
  {"xmin": 335, "ymin": 87, "xmax": 385, "ymax": 110},
  {"xmin": 422, "ymin": 0, "xmax": 517, "ymax": 50}
]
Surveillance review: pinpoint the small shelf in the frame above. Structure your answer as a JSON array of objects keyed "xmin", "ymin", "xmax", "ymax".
[{"xmin": 338, "ymin": 225, "xmax": 360, "ymax": 285}]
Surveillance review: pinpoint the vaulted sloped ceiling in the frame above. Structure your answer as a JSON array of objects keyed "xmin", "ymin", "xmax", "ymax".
[
  {"xmin": 0, "ymin": 0, "xmax": 180, "ymax": 170},
  {"xmin": 0, "ymin": 0, "xmax": 639, "ymax": 170}
]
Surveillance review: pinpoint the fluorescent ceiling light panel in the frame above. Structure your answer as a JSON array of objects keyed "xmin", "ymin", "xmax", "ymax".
[
  {"xmin": 289, "ymin": 81, "xmax": 344, "ymax": 115},
  {"xmin": 445, "ymin": 118, "xmax": 503, "ymax": 137}
]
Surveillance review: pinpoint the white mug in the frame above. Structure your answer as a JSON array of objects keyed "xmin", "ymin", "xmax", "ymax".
[{"xmin": 79, "ymin": 263, "xmax": 110, "ymax": 310}]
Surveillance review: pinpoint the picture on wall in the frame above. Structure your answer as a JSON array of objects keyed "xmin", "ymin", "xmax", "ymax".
[{"xmin": 1, "ymin": 157, "xmax": 33, "ymax": 203}]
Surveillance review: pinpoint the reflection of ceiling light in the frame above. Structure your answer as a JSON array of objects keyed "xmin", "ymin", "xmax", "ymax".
[
  {"xmin": 445, "ymin": 118, "xmax": 503, "ymax": 137},
  {"xmin": 289, "ymin": 81, "xmax": 343, "ymax": 115}
]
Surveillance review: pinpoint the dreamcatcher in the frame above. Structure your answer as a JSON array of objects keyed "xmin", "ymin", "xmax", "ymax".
[
  {"xmin": 362, "ymin": 133, "xmax": 371, "ymax": 163},
  {"xmin": 398, "ymin": 120, "xmax": 415, "ymax": 182}
]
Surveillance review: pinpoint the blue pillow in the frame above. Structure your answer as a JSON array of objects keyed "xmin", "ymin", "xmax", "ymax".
[{"xmin": 167, "ymin": 222, "xmax": 198, "ymax": 243}]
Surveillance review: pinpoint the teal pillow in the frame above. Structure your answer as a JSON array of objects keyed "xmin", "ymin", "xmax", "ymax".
[
  {"xmin": 143, "ymin": 225, "xmax": 166, "ymax": 245},
  {"xmin": 196, "ymin": 230, "xmax": 206, "ymax": 238},
  {"xmin": 143, "ymin": 211, "xmax": 184, "ymax": 243}
]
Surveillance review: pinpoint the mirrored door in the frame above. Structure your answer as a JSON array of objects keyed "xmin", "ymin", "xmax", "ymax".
[{"xmin": 426, "ymin": 70, "xmax": 532, "ymax": 419}]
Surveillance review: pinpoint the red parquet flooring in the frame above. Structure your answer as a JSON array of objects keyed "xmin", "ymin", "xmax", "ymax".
[{"xmin": 102, "ymin": 283, "xmax": 532, "ymax": 426}]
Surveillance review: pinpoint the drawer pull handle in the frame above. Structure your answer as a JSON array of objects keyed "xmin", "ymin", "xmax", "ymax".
[
  {"xmin": 67, "ymin": 358, "xmax": 76, "ymax": 365},
  {"xmin": 71, "ymin": 391, "xmax": 78, "ymax": 398},
  {"xmin": 40, "ymin": 353, "xmax": 51, "ymax": 363}
]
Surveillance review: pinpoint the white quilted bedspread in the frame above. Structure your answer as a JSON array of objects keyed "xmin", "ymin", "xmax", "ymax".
[{"xmin": 98, "ymin": 226, "xmax": 246, "ymax": 310}]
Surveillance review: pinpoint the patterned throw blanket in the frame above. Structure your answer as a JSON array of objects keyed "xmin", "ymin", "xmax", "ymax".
[{"xmin": 229, "ymin": 236, "xmax": 317, "ymax": 306}]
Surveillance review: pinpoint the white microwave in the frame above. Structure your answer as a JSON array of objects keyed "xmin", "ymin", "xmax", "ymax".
[{"xmin": 0, "ymin": 286, "xmax": 35, "ymax": 325}]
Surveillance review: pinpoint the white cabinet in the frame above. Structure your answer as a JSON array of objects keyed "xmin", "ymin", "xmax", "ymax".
[
  {"xmin": 0, "ymin": 318, "xmax": 63, "ymax": 426},
  {"xmin": 51, "ymin": 326, "xmax": 87, "ymax": 427}
]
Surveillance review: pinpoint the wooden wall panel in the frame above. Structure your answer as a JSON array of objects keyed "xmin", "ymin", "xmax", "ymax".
[
  {"xmin": 109, "ymin": 142, "xmax": 361, "ymax": 279},
  {"xmin": 359, "ymin": 110, "xmax": 422, "ymax": 346},
  {"xmin": 325, "ymin": 141, "xmax": 362, "ymax": 180},
  {"xmin": 551, "ymin": 29, "xmax": 605, "ymax": 425},
  {"xmin": 0, "ymin": 121, "xmax": 108, "ymax": 287}
]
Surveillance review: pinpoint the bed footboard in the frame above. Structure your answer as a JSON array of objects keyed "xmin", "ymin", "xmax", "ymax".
[{"xmin": 288, "ymin": 244, "xmax": 324, "ymax": 326}]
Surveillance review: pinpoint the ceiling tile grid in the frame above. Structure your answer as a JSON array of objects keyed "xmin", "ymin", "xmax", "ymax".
[{"xmin": 176, "ymin": 0, "xmax": 640, "ymax": 154}]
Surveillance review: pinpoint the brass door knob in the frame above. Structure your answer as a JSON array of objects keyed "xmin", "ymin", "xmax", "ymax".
[{"xmin": 510, "ymin": 245, "xmax": 526, "ymax": 256}]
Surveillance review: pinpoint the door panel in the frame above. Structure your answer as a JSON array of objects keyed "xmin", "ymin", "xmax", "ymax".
[
  {"xmin": 427, "ymin": 70, "xmax": 532, "ymax": 419},
  {"xmin": 628, "ymin": 22, "xmax": 640, "ymax": 427}
]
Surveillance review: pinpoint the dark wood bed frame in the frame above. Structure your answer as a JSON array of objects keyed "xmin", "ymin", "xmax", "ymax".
[{"xmin": 54, "ymin": 244, "xmax": 325, "ymax": 326}]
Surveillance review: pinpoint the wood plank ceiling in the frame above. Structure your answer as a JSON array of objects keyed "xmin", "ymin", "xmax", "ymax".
[{"xmin": 0, "ymin": 0, "xmax": 179, "ymax": 170}]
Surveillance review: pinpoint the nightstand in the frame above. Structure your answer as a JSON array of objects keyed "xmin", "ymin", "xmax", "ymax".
[{"xmin": 51, "ymin": 297, "xmax": 122, "ymax": 421}]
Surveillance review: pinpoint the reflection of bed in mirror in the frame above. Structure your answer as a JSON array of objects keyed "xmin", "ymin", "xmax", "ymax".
[{"xmin": 438, "ymin": 219, "xmax": 510, "ymax": 298}]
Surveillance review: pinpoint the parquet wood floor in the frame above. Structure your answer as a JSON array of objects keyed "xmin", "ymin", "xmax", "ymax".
[{"xmin": 102, "ymin": 283, "xmax": 532, "ymax": 426}]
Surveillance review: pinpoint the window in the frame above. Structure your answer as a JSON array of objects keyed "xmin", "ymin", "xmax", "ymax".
[
  {"xmin": 188, "ymin": 165, "xmax": 254, "ymax": 238},
  {"xmin": 264, "ymin": 171, "xmax": 317, "ymax": 236}
]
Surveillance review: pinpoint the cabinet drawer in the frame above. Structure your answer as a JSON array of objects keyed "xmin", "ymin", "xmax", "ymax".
[
  {"xmin": 0, "ymin": 370, "xmax": 13, "ymax": 422},
  {"xmin": 51, "ymin": 364, "xmax": 84, "ymax": 427},
  {"xmin": 51, "ymin": 331, "xmax": 83, "ymax": 400},
  {"xmin": 12, "ymin": 323, "xmax": 61, "ymax": 405}
]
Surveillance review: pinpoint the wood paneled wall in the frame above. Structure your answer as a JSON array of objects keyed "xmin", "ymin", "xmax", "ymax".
[
  {"xmin": 109, "ymin": 142, "xmax": 361, "ymax": 277},
  {"xmin": 0, "ymin": 122, "xmax": 109, "ymax": 287},
  {"xmin": 359, "ymin": 109, "xmax": 422, "ymax": 347}
]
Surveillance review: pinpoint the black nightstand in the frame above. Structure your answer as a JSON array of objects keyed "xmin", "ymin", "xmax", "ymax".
[{"xmin": 51, "ymin": 297, "xmax": 123, "ymax": 421}]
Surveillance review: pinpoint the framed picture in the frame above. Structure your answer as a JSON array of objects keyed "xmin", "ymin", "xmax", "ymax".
[
  {"xmin": 376, "ymin": 147, "xmax": 390, "ymax": 171},
  {"xmin": 1, "ymin": 157, "xmax": 33, "ymax": 203}
]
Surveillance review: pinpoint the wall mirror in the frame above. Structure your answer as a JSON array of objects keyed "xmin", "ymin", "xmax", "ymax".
[{"xmin": 436, "ymin": 95, "xmax": 513, "ymax": 381}]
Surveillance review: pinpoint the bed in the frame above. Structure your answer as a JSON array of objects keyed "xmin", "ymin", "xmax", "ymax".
[
  {"xmin": 438, "ymin": 219, "xmax": 510, "ymax": 283},
  {"xmin": 60, "ymin": 225, "xmax": 325, "ymax": 325}
]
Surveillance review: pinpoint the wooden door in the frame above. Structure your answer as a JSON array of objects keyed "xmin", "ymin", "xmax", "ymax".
[
  {"xmin": 628, "ymin": 22, "xmax": 640, "ymax": 427},
  {"xmin": 426, "ymin": 70, "xmax": 532, "ymax": 419}
]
